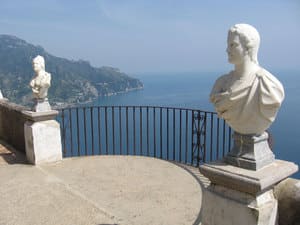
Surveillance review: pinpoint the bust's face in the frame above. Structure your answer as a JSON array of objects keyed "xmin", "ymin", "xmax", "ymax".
[
  {"xmin": 226, "ymin": 33, "xmax": 247, "ymax": 65},
  {"xmin": 32, "ymin": 61, "xmax": 43, "ymax": 73}
]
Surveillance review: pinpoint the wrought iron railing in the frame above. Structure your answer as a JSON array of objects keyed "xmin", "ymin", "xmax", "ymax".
[{"xmin": 56, "ymin": 105, "xmax": 232, "ymax": 166}]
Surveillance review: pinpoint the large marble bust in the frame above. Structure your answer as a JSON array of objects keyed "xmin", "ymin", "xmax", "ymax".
[
  {"xmin": 210, "ymin": 24, "xmax": 284, "ymax": 135},
  {"xmin": 30, "ymin": 55, "xmax": 51, "ymax": 99}
]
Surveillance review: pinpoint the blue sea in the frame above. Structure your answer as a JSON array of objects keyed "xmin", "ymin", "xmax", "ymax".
[{"xmin": 92, "ymin": 71, "xmax": 300, "ymax": 178}]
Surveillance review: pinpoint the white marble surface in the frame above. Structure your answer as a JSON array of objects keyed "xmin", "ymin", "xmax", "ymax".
[
  {"xmin": 210, "ymin": 24, "xmax": 284, "ymax": 134},
  {"xmin": 30, "ymin": 55, "xmax": 51, "ymax": 100},
  {"xmin": 33, "ymin": 99, "xmax": 51, "ymax": 112},
  {"xmin": 24, "ymin": 120, "xmax": 62, "ymax": 164}
]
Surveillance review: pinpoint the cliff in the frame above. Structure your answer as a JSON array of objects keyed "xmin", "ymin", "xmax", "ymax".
[{"xmin": 0, "ymin": 35, "xmax": 143, "ymax": 106}]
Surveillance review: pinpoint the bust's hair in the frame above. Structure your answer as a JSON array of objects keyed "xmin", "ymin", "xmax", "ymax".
[
  {"xmin": 33, "ymin": 55, "xmax": 45, "ymax": 69},
  {"xmin": 229, "ymin": 24, "xmax": 260, "ymax": 64}
]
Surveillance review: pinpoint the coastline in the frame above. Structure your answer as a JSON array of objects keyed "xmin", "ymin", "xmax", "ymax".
[{"xmin": 52, "ymin": 85, "xmax": 144, "ymax": 109}]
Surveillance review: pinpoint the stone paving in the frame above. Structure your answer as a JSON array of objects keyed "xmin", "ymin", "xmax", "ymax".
[{"xmin": 0, "ymin": 142, "xmax": 206, "ymax": 225}]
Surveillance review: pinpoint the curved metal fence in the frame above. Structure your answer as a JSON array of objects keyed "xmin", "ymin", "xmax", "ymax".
[{"xmin": 56, "ymin": 105, "xmax": 232, "ymax": 166}]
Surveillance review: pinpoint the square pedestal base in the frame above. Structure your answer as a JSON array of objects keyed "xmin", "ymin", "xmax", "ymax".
[
  {"xmin": 199, "ymin": 160, "xmax": 298, "ymax": 225},
  {"xmin": 225, "ymin": 132, "xmax": 275, "ymax": 170},
  {"xmin": 200, "ymin": 160, "xmax": 298, "ymax": 195},
  {"xmin": 32, "ymin": 99, "xmax": 51, "ymax": 112},
  {"xmin": 24, "ymin": 120, "xmax": 62, "ymax": 164},
  {"xmin": 201, "ymin": 185, "xmax": 278, "ymax": 225}
]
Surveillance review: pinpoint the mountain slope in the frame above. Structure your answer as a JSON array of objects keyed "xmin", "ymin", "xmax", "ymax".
[{"xmin": 0, "ymin": 35, "xmax": 143, "ymax": 106}]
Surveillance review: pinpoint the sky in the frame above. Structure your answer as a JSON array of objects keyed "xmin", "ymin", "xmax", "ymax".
[{"xmin": 0, "ymin": 0, "xmax": 299, "ymax": 74}]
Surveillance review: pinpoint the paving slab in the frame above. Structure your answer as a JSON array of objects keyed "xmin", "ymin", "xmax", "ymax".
[
  {"xmin": 0, "ymin": 164, "xmax": 115, "ymax": 225},
  {"xmin": 0, "ymin": 147, "xmax": 203, "ymax": 225}
]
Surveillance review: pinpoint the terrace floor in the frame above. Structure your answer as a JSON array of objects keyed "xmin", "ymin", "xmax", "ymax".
[{"xmin": 0, "ymin": 142, "xmax": 209, "ymax": 225}]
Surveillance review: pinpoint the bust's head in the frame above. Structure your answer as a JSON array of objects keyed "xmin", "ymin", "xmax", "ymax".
[
  {"xmin": 228, "ymin": 24, "xmax": 260, "ymax": 65},
  {"xmin": 32, "ymin": 55, "xmax": 45, "ymax": 73}
]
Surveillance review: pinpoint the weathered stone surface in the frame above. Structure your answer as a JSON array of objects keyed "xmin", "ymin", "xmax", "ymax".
[
  {"xmin": 201, "ymin": 186, "xmax": 277, "ymax": 225},
  {"xmin": 24, "ymin": 120, "xmax": 62, "ymax": 164},
  {"xmin": 0, "ymin": 100, "xmax": 28, "ymax": 153},
  {"xmin": 32, "ymin": 98, "xmax": 51, "ymax": 112},
  {"xmin": 0, "ymin": 156, "xmax": 202, "ymax": 225},
  {"xmin": 226, "ymin": 132, "xmax": 275, "ymax": 170},
  {"xmin": 200, "ymin": 160, "xmax": 298, "ymax": 195},
  {"xmin": 274, "ymin": 178, "xmax": 300, "ymax": 225},
  {"xmin": 22, "ymin": 110, "xmax": 58, "ymax": 122}
]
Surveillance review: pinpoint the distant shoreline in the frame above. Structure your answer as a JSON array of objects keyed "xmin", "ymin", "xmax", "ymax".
[{"xmin": 52, "ymin": 85, "xmax": 144, "ymax": 109}]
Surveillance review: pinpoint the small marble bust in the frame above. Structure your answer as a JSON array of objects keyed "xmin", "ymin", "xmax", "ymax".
[
  {"xmin": 30, "ymin": 55, "xmax": 51, "ymax": 100},
  {"xmin": 210, "ymin": 24, "xmax": 284, "ymax": 135}
]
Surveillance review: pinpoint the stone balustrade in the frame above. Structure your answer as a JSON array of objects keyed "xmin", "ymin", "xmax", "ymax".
[{"xmin": 0, "ymin": 99, "xmax": 28, "ymax": 153}]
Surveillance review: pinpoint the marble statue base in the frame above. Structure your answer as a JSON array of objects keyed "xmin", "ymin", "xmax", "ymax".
[
  {"xmin": 201, "ymin": 185, "xmax": 278, "ymax": 225},
  {"xmin": 23, "ymin": 110, "xmax": 62, "ymax": 165},
  {"xmin": 200, "ymin": 160, "xmax": 298, "ymax": 195},
  {"xmin": 225, "ymin": 132, "xmax": 275, "ymax": 170},
  {"xmin": 22, "ymin": 110, "xmax": 58, "ymax": 122},
  {"xmin": 199, "ymin": 160, "xmax": 298, "ymax": 225},
  {"xmin": 32, "ymin": 98, "xmax": 51, "ymax": 112}
]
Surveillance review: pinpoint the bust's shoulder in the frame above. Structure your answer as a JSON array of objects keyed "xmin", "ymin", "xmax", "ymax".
[
  {"xmin": 214, "ymin": 71, "xmax": 233, "ymax": 84},
  {"xmin": 45, "ymin": 71, "xmax": 51, "ymax": 78},
  {"xmin": 256, "ymin": 67, "xmax": 282, "ymax": 82},
  {"xmin": 255, "ymin": 67, "xmax": 284, "ymax": 91},
  {"xmin": 211, "ymin": 71, "xmax": 233, "ymax": 94},
  {"xmin": 255, "ymin": 67, "xmax": 277, "ymax": 79}
]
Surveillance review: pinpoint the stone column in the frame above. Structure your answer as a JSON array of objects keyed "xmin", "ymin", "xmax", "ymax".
[
  {"xmin": 199, "ymin": 130, "xmax": 298, "ymax": 225},
  {"xmin": 22, "ymin": 110, "xmax": 62, "ymax": 165},
  {"xmin": 199, "ymin": 159, "xmax": 298, "ymax": 225}
]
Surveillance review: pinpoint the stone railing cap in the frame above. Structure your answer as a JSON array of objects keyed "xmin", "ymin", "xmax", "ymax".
[{"xmin": 22, "ymin": 110, "xmax": 59, "ymax": 122}]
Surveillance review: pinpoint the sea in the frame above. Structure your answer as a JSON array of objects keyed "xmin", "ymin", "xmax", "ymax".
[{"xmin": 92, "ymin": 71, "xmax": 300, "ymax": 178}]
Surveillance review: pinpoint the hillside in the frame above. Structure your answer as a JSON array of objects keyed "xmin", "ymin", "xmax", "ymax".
[{"xmin": 0, "ymin": 35, "xmax": 143, "ymax": 106}]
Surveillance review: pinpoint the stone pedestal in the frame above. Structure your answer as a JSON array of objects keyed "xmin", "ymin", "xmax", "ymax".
[
  {"xmin": 199, "ymin": 160, "xmax": 298, "ymax": 225},
  {"xmin": 32, "ymin": 98, "xmax": 51, "ymax": 112},
  {"xmin": 225, "ymin": 132, "xmax": 275, "ymax": 170},
  {"xmin": 202, "ymin": 185, "xmax": 277, "ymax": 225},
  {"xmin": 23, "ymin": 110, "xmax": 62, "ymax": 165}
]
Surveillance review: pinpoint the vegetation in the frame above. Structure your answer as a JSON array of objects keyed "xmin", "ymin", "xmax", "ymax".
[{"xmin": 0, "ymin": 35, "xmax": 143, "ymax": 106}]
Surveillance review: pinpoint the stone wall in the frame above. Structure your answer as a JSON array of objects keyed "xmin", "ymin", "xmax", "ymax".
[
  {"xmin": 274, "ymin": 178, "xmax": 300, "ymax": 225},
  {"xmin": 0, "ymin": 100, "xmax": 29, "ymax": 153}
]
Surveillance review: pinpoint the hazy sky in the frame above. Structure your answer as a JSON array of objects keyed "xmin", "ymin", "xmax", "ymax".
[{"xmin": 0, "ymin": 0, "xmax": 299, "ymax": 73}]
